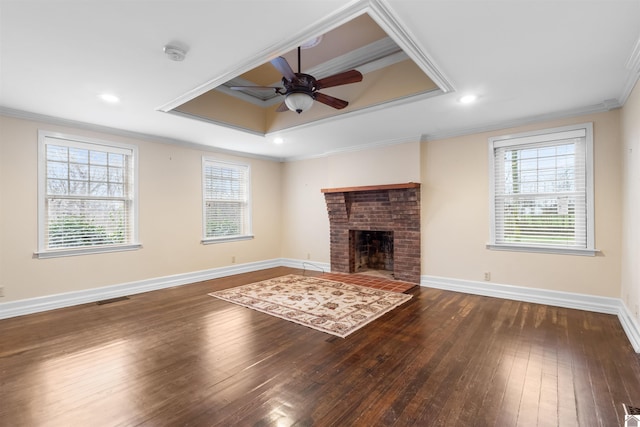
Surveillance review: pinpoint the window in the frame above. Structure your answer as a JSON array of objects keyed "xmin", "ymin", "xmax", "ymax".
[
  {"xmin": 202, "ymin": 158, "xmax": 252, "ymax": 243},
  {"xmin": 37, "ymin": 131, "xmax": 139, "ymax": 258},
  {"xmin": 488, "ymin": 123, "xmax": 596, "ymax": 255}
]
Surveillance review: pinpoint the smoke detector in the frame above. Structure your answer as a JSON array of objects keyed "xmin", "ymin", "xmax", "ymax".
[{"xmin": 163, "ymin": 45, "xmax": 187, "ymax": 61}]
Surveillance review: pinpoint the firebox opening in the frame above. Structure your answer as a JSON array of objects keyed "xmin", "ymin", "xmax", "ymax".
[{"xmin": 351, "ymin": 230, "xmax": 394, "ymax": 279}]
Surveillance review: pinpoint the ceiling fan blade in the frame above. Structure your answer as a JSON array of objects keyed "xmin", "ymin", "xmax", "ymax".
[
  {"xmin": 315, "ymin": 70, "xmax": 363, "ymax": 90},
  {"xmin": 271, "ymin": 57, "xmax": 297, "ymax": 82},
  {"xmin": 315, "ymin": 92, "xmax": 349, "ymax": 110},
  {"xmin": 275, "ymin": 101, "xmax": 289, "ymax": 112}
]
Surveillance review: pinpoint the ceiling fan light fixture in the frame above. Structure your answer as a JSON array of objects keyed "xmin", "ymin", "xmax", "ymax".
[{"xmin": 285, "ymin": 92, "xmax": 314, "ymax": 114}]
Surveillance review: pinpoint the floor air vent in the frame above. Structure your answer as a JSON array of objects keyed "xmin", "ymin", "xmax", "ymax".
[{"xmin": 96, "ymin": 296, "xmax": 130, "ymax": 305}]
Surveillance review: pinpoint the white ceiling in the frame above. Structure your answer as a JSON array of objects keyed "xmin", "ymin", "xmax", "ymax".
[{"xmin": 1, "ymin": 0, "xmax": 639, "ymax": 161}]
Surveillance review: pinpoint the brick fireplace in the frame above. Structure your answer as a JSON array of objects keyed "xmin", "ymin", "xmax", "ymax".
[{"xmin": 322, "ymin": 183, "xmax": 421, "ymax": 284}]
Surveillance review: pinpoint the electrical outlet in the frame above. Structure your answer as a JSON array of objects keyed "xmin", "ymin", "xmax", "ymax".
[
  {"xmin": 484, "ymin": 272, "xmax": 491, "ymax": 281},
  {"xmin": 0, "ymin": 286, "xmax": 4, "ymax": 297},
  {"xmin": 635, "ymin": 304, "xmax": 639, "ymax": 319},
  {"xmin": 231, "ymin": 256, "xmax": 236, "ymax": 264},
  {"xmin": 307, "ymin": 253, "xmax": 311, "ymax": 260}
]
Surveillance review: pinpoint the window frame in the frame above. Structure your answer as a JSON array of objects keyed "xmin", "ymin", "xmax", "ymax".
[
  {"xmin": 201, "ymin": 157, "xmax": 253, "ymax": 244},
  {"xmin": 487, "ymin": 122, "xmax": 597, "ymax": 256},
  {"xmin": 35, "ymin": 130, "xmax": 140, "ymax": 258}
]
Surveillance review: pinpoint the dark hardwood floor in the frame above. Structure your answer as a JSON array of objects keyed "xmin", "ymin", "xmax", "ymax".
[{"xmin": 1, "ymin": 267, "xmax": 639, "ymax": 426}]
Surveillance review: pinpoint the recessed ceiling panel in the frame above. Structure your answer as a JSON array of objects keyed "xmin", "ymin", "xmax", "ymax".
[{"xmin": 171, "ymin": 12, "xmax": 443, "ymax": 135}]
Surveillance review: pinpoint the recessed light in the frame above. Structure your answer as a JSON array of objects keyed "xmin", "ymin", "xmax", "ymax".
[
  {"xmin": 459, "ymin": 94, "xmax": 477, "ymax": 104},
  {"xmin": 99, "ymin": 93, "xmax": 120, "ymax": 104},
  {"xmin": 273, "ymin": 137, "xmax": 284, "ymax": 145}
]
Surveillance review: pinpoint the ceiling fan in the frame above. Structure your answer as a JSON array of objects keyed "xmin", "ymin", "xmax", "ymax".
[{"xmin": 230, "ymin": 47, "xmax": 363, "ymax": 114}]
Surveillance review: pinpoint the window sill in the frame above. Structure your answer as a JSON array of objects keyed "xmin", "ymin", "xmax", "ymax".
[
  {"xmin": 201, "ymin": 235, "xmax": 254, "ymax": 245},
  {"xmin": 486, "ymin": 244, "xmax": 599, "ymax": 256},
  {"xmin": 34, "ymin": 243, "xmax": 142, "ymax": 259}
]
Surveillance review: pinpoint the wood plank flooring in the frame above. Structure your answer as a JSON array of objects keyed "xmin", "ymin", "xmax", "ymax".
[{"xmin": 1, "ymin": 267, "xmax": 639, "ymax": 426}]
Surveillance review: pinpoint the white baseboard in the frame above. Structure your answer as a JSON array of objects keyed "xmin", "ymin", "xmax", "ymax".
[
  {"xmin": 421, "ymin": 275, "xmax": 620, "ymax": 313},
  {"xmin": 4, "ymin": 263, "xmax": 637, "ymax": 352},
  {"xmin": 618, "ymin": 302, "xmax": 640, "ymax": 352},
  {"xmin": 279, "ymin": 258, "xmax": 331, "ymax": 273},
  {"xmin": 0, "ymin": 258, "xmax": 330, "ymax": 320},
  {"xmin": 421, "ymin": 274, "xmax": 640, "ymax": 352}
]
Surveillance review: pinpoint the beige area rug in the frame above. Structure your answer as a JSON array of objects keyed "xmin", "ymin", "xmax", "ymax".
[{"xmin": 208, "ymin": 274, "xmax": 412, "ymax": 338}]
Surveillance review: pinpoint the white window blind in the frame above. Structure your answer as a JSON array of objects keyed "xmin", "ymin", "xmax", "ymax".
[
  {"xmin": 202, "ymin": 159, "xmax": 252, "ymax": 242},
  {"xmin": 37, "ymin": 131, "xmax": 138, "ymax": 257},
  {"xmin": 489, "ymin": 123, "xmax": 595, "ymax": 255}
]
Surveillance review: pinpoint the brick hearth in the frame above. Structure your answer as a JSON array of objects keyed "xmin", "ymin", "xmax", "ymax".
[{"xmin": 322, "ymin": 183, "xmax": 421, "ymax": 284}]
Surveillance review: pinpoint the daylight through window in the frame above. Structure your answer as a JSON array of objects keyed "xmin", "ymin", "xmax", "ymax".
[
  {"xmin": 488, "ymin": 123, "xmax": 595, "ymax": 255},
  {"xmin": 202, "ymin": 159, "xmax": 252, "ymax": 243},
  {"xmin": 37, "ymin": 131, "xmax": 138, "ymax": 257}
]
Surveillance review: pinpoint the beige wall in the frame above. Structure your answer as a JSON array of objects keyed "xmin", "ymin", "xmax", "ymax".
[
  {"xmin": 281, "ymin": 157, "xmax": 330, "ymax": 263},
  {"xmin": 280, "ymin": 116, "xmax": 624, "ymax": 299},
  {"xmin": 0, "ymin": 116, "xmax": 282, "ymax": 302},
  {"xmin": 621, "ymin": 81, "xmax": 640, "ymax": 322},
  {"xmin": 280, "ymin": 141, "xmax": 421, "ymax": 265},
  {"xmin": 327, "ymin": 140, "xmax": 421, "ymax": 188},
  {"xmin": 0, "ymin": 103, "xmax": 632, "ymax": 306},
  {"xmin": 422, "ymin": 111, "xmax": 623, "ymax": 297}
]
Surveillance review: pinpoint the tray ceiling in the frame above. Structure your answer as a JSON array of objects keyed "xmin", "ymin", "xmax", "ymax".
[{"xmin": 169, "ymin": 13, "xmax": 441, "ymax": 135}]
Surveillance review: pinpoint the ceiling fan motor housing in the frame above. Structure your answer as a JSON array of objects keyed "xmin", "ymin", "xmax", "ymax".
[{"xmin": 283, "ymin": 73, "xmax": 317, "ymax": 94}]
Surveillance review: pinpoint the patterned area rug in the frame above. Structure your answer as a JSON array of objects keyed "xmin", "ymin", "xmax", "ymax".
[{"xmin": 208, "ymin": 274, "xmax": 412, "ymax": 338}]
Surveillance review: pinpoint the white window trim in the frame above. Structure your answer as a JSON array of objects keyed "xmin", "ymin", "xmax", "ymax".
[
  {"xmin": 487, "ymin": 122, "xmax": 596, "ymax": 256},
  {"xmin": 201, "ymin": 234, "xmax": 254, "ymax": 245},
  {"xmin": 35, "ymin": 130, "xmax": 140, "ymax": 258},
  {"xmin": 201, "ymin": 157, "xmax": 253, "ymax": 244}
]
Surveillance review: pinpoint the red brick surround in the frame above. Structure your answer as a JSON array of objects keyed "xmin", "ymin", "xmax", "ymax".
[{"xmin": 322, "ymin": 183, "xmax": 421, "ymax": 284}]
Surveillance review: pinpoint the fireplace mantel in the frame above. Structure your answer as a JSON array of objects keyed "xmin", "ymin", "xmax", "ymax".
[{"xmin": 321, "ymin": 182, "xmax": 420, "ymax": 194}]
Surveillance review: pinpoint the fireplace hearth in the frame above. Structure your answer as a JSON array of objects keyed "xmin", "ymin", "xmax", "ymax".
[{"xmin": 322, "ymin": 183, "xmax": 421, "ymax": 284}]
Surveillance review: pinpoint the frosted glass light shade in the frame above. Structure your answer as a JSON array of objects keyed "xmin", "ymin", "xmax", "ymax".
[{"xmin": 285, "ymin": 92, "xmax": 314, "ymax": 114}]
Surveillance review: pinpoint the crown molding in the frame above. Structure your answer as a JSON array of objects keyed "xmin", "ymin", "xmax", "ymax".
[
  {"xmin": 0, "ymin": 107, "xmax": 285, "ymax": 162},
  {"xmin": 367, "ymin": 0, "xmax": 455, "ymax": 93},
  {"xmin": 155, "ymin": 0, "xmax": 366, "ymax": 113},
  {"xmin": 156, "ymin": 0, "xmax": 453, "ymax": 113},
  {"xmin": 216, "ymin": 80, "xmax": 276, "ymax": 107},
  {"xmin": 626, "ymin": 36, "xmax": 640, "ymax": 73},
  {"xmin": 602, "ymin": 98, "xmax": 622, "ymax": 111},
  {"xmin": 219, "ymin": 36, "xmax": 408, "ymax": 107},
  {"xmin": 267, "ymin": 86, "xmax": 442, "ymax": 155},
  {"xmin": 306, "ymin": 36, "xmax": 402, "ymax": 80},
  {"xmin": 619, "ymin": 35, "xmax": 640, "ymax": 105},
  {"xmin": 422, "ymin": 100, "xmax": 622, "ymax": 143},
  {"xmin": 284, "ymin": 134, "xmax": 421, "ymax": 162}
]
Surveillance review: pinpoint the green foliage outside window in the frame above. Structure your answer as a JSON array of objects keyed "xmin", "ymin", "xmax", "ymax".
[{"xmin": 48, "ymin": 215, "xmax": 124, "ymax": 248}]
